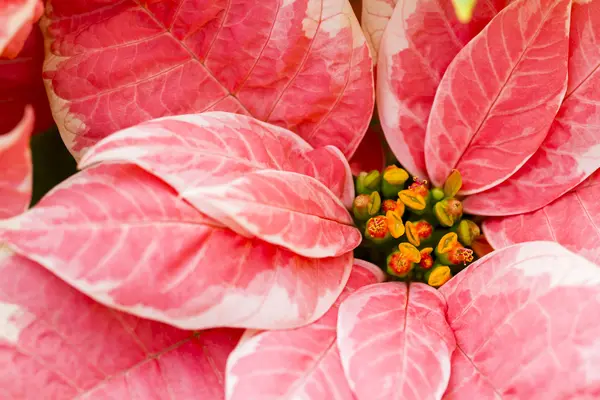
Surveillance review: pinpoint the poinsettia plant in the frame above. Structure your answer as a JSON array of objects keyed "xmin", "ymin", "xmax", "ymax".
[{"xmin": 1, "ymin": 0, "xmax": 600, "ymax": 399}]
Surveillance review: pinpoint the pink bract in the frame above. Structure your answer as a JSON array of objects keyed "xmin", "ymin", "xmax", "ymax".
[
  {"xmin": 0, "ymin": 162, "xmax": 356, "ymax": 331},
  {"xmin": 376, "ymin": 0, "xmax": 600, "ymax": 260},
  {"xmin": 463, "ymin": 0, "xmax": 600, "ymax": 215},
  {"xmin": 1, "ymin": 111, "xmax": 364, "ymax": 330},
  {"xmin": 484, "ymin": 170, "xmax": 600, "ymax": 265},
  {"xmin": 440, "ymin": 241, "xmax": 600, "ymax": 398},
  {"xmin": 0, "ymin": 246, "xmax": 242, "ymax": 399},
  {"xmin": 337, "ymin": 282, "xmax": 455, "ymax": 400},
  {"xmin": 0, "ymin": 106, "xmax": 33, "ymax": 219},
  {"xmin": 79, "ymin": 112, "xmax": 355, "ymax": 209},
  {"xmin": 78, "ymin": 113, "xmax": 362, "ymax": 258},
  {"xmin": 182, "ymin": 169, "xmax": 360, "ymax": 258},
  {"xmin": 425, "ymin": 0, "xmax": 571, "ymax": 193},
  {"xmin": 227, "ymin": 242, "xmax": 600, "ymax": 399},
  {"xmin": 360, "ymin": 0, "xmax": 397, "ymax": 61},
  {"xmin": 226, "ymin": 260, "xmax": 384, "ymax": 400},
  {"xmin": 377, "ymin": 0, "xmax": 508, "ymax": 178},
  {"xmin": 3, "ymin": 0, "xmax": 600, "ymax": 398},
  {"xmin": 42, "ymin": 0, "xmax": 374, "ymax": 159}
]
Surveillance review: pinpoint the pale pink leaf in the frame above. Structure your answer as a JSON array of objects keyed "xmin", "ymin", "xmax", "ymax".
[
  {"xmin": 360, "ymin": 0, "xmax": 397, "ymax": 61},
  {"xmin": 0, "ymin": 0, "xmax": 42, "ymax": 58},
  {"xmin": 0, "ymin": 245, "xmax": 241, "ymax": 399},
  {"xmin": 378, "ymin": 0, "xmax": 507, "ymax": 178},
  {"xmin": 79, "ymin": 112, "xmax": 355, "ymax": 208},
  {"xmin": 463, "ymin": 0, "xmax": 600, "ymax": 215},
  {"xmin": 0, "ymin": 28, "xmax": 53, "ymax": 134},
  {"xmin": 348, "ymin": 125, "xmax": 386, "ymax": 175},
  {"xmin": 42, "ymin": 0, "xmax": 374, "ymax": 159},
  {"xmin": 0, "ymin": 164, "xmax": 354, "ymax": 330},
  {"xmin": 337, "ymin": 282, "xmax": 456, "ymax": 400},
  {"xmin": 424, "ymin": 0, "xmax": 570, "ymax": 193},
  {"xmin": 225, "ymin": 260, "xmax": 384, "ymax": 400},
  {"xmin": 184, "ymin": 169, "xmax": 361, "ymax": 258},
  {"xmin": 483, "ymin": 171, "xmax": 600, "ymax": 264},
  {"xmin": 440, "ymin": 241, "xmax": 600, "ymax": 399},
  {"xmin": 0, "ymin": 106, "xmax": 33, "ymax": 219}
]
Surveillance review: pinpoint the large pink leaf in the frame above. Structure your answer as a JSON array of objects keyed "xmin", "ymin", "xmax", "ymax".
[
  {"xmin": 440, "ymin": 241, "xmax": 600, "ymax": 398},
  {"xmin": 360, "ymin": 0, "xmax": 397, "ymax": 61},
  {"xmin": 336, "ymin": 281, "xmax": 456, "ymax": 400},
  {"xmin": 79, "ymin": 112, "xmax": 355, "ymax": 209},
  {"xmin": 225, "ymin": 260, "xmax": 384, "ymax": 400},
  {"xmin": 0, "ymin": 0, "xmax": 42, "ymax": 58},
  {"xmin": 424, "ymin": 0, "xmax": 570, "ymax": 193},
  {"xmin": 464, "ymin": 0, "xmax": 600, "ymax": 215},
  {"xmin": 0, "ymin": 163, "xmax": 354, "ymax": 330},
  {"xmin": 378, "ymin": 0, "xmax": 507, "ymax": 178},
  {"xmin": 0, "ymin": 246, "xmax": 241, "ymax": 399},
  {"xmin": 184, "ymin": 169, "xmax": 361, "ymax": 258},
  {"xmin": 483, "ymin": 171, "xmax": 600, "ymax": 264},
  {"xmin": 42, "ymin": 0, "xmax": 374, "ymax": 159},
  {"xmin": 0, "ymin": 106, "xmax": 33, "ymax": 219},
  {"xmin": 78, "ymin": 113, "xmax": 361, "ymax": 257},
  {"xmin": 0, "ymin": 27, "xmax": 53, "ymax": 134}
]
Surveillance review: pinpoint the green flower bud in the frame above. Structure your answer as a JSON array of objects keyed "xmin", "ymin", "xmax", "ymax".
[
  {"xmin": 352, "ymin": 192, "xmax": 381, "ymax": 221},
  {"xmin": 356, "ymin": 170, "xmax": 381, "ymax": 195},
  {"xmin": 457, "ymin": 219, "xmax": 481, "ymax": 246},
  {"xmin": 434, "ymin": 198, "xmax": 463, "ymax": 227},
  {"xmin": 431, "ymin": 187, "xmax": 445, "ymax": 201}
]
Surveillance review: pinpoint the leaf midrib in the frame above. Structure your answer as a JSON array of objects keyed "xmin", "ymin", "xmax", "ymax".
[{"xmin": 449, "ymin": 0, "xmax": 566, "ymax": 172}]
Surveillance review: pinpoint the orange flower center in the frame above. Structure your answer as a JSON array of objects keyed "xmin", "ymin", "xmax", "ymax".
[
  {"xmin": 367, "ymin": 216, "xmax": 388, "ymax": 239},
  {"xmin": 420, "ymin": 254, "xmax": 434, "ymax": 269},
  {"xmin": 382, "ymin": 199, "xmax": 398, "ymax": 213},
  {"xmin": 450, "ymin": 247, "xmax": 474, "ymax": 265},
  {"xmin": 409, "ymin": 179, "xmax": 429, "ymax": 197},
  {"xmin": 415, "ymin": 221, "xmax": 433, "ymax": 239},
  {"xmin": 388, "ymin": 252, "xmax": 411, "ymax": 275}
]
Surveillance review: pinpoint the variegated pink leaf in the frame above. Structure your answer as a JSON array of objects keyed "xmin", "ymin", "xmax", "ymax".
[
  {"xmin": 336, "ymin": 282, "xmax": 455, "ymax": 400},
  {"xmin": 290, "ymin": 145, "xmax": 355, "ymax": 208},
  {"xmin": 0, "ymin": 163, "xmax": 354, "ymax": 330},
  {"xmin": 483, "ymin": 171, "xmax": 600, "ymax": 264},
  {"xmin": 464, "ymin": 0, "xmax": 600, "ymax": 215},
  {"xmin": 79, "ymin": 112, "xmax": 355, "ymax": 208},
  {"xmin": 378, "ymin": 0, "xmax": 507, "ymax": 178},
  {"xmin": 0, "ymin": 245, "xmax": 240, "ymax": 399},
  {"xmin": 348, "ymin": 125, "xmax": 386, "ymax": 175},
  {"xmin": 1, "ymin": 27, "xmax": 53, "ymax": 134},
  {"xmin": 0, "ymin": 0, "xmax": 42, "ymax": 58},
  {"xmin": 225, "ymin": 260, "xmax": 384, "ymax": 400},
  {"xmin": 42, "ymin": 0, "xmax": 374, "ymax": 159},
  {"xmin": 360, "ymin": 0, "xmax": 397, "ymax": 60},
  {"xmin": 440, "ymin": 241, "xmax": 600, "ymax": 399},
  {"xmin": 0, "ymin": 106, "xmax": 33, "ymax": 219},
  {"xmin": 184, "ymin": 169, "xmax": 360, "ymax": 258},
  {"xmin": 425, "ymin": 0, "xmax": 570, "ymax": 193}
]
